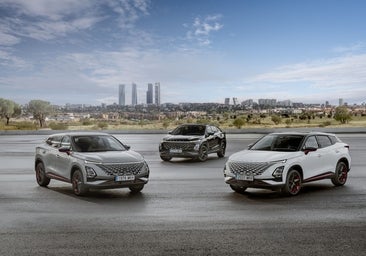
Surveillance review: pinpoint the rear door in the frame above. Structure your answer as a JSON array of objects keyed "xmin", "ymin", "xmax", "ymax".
[
  {"xmin": 301, "ymin": 135, "xmax": 323, "ymax": 180},
  {"xmin": 43, "ymin": 136, "xmax": 62, "ymax": 174},
  {"xmin": 316, "ymin": 135, "xmax": 338, "ymax": 173},
  {"xmin": 54, "ymin": 135, "xmax": 73, "ymax": 180}
]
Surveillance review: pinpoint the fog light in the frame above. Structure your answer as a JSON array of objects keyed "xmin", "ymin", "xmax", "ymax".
[
  {"xmin": 85, "ymin": 166, "xmax": 97, "ymax": 178},
  {"xmin": 272, "ymin": 166, "xmax": 284, "ymax": 178}
]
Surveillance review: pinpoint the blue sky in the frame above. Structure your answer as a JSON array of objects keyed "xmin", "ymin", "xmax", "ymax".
[{"xmin": 1, "ymin": 0, "xmax": 366, "ymax": 106}]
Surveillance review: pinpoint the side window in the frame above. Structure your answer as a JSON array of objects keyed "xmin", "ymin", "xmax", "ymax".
[
  {"xmin": 304, "ymin": 136, "xmax": 318, "ymax": 149},
  {"xmin": 60, "ymin": 136, "xmax": 71, "ymax": 148},
  {"xmin": 206, "ymin": 126, "xmax": 213, "ymax": 135},
  {"xmin": 329, "ymin": 135, "xmax": 339, "ymax": 144},
  {"xmin": 316, "ymin": 135, "xmax": 332, "ymax": 148}
]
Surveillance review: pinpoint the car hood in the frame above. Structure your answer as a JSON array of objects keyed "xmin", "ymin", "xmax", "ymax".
[
  {"xmin": 163, "ymin": 135, "xmax": 203, "ymax": 141},
  {"xmin": 228, "ymin": 149, "xmax": 302, "ymax": 162},
  {"xmin": 73, "ymin": 150, "xmax": 144, "ymax": 163}
]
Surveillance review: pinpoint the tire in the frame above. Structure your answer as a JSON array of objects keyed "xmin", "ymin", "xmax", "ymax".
[
  {"xmin": 72, "ymin": 169, "xmax": 88, "ymax": 196},
  {"xmin": 230, "ymin": 184, "xmax": 247, "ymax": 194},
  {"xmin": 331, "ymin": 162, "xmax": 348, "ymax": 186},
  {"xmin": 282, "ymin": 169, "xmax": 302, "ymax": 196},
  {"xmin": 129, "ymin": 184, "xmax": 144, "ymax": 193},
  {"xmin": 35, "ymin": 162, "xmax": 50, "ymax": 187},
  {"xmin": 160, "ymin": 155, "xmax": 172, "ymax": 161},
  {"xmin": 198, "ymin": 144, "xmax": 208, "ymax": 162},
  {"xmin": 217, "ymin": 141, "xmax": 226, "ymax": 158}
]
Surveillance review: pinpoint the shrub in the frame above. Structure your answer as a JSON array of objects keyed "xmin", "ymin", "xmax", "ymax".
[
  {"xmin": 81, "ymin": 119, "xmax": 93, "ymax": 126},
  {"xmin": 48, "ymin": 122, "xmax": 68, "ymax": 130},
  {"xmin": 271, "ymin": 115, "xmax": 282, "ymax": 125},
  {"xmin": 233, "ymin": 118, "xmax": 245, "ymax": 129},
  {"xmin": 97, "ymin": 122, "xmax": 108, "ymax": 129}
]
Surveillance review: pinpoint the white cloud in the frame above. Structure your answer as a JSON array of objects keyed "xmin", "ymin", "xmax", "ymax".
[
  {"xmin": 332, "ymin": 42, "xmax": 366, "ymax": 53},
  {"xmin": 186, "ymin": 14, "xmax": 223, "ymax": 46},
  {"xmin": 0, "ymin": 0, "xmax": 151, "ymax": 42},
  {"xmin": 250, "ymin": 54, "xmax": 366, "ymax": 88},
  {"xmin": 0, "ymin": 30, "xmax": 20, "ymax": 46}
]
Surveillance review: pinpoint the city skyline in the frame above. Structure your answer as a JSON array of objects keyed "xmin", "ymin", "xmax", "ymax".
[{"xmin": 1, "ymin": 1, "xmax": 366, "ymax": 106}]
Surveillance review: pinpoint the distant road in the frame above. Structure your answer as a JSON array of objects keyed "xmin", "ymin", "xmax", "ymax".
[{"xmin": 0, "ymin": 133, "xmax": 365, "ymax": 256}]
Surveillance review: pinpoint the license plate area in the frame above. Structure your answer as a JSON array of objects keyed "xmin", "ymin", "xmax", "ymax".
[
  {"xmin": 115, "ymin": 175, "xmax": 135, "ymax": 182},
  {"xmin": 170, "ymin": 148, "xmax": 182, "ymax": 153},
  {"xmin": 236, "ymin": 174, "xmax": 254, "ymax": 181}
]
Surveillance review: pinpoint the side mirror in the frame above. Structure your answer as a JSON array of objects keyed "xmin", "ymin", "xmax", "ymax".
[
  {"xmin": 59, "ymin": 146, "xmax": 71, "ymax": 155},
  {"xmin": 303, "ymin": 147, "xmax": 317, "ymax": 155},
  {"xmin": 168, "ymin": 131, "xmax": 172, "ymax": 134},
  {"xmin": 124, "ymin": 145, "xmax": 131, "ymax": 150},
  {"xmin": 247, "ymin": 143, "xmax": 253, "ymax": 149}
]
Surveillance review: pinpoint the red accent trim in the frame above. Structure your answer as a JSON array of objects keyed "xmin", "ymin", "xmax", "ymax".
[
  {"xmin": 303, "ymin": 172, "xmax": 333, "ymax": 183},
  {"xmin": 46, "ymin": 172, "xmax": 71, "ymax": 183}
]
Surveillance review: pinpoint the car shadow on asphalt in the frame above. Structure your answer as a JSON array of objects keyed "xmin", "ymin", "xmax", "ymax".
[
  {"xmin": 46, "ymin": 185, "xmax": 147, "ymax": 204},
  {"xmin": 160, "ymin": 156, "xmax": 227, "ymax": 164},
  {"xmin": 226, "ymin": 183, "xmax": 346, "ymax": 201}
]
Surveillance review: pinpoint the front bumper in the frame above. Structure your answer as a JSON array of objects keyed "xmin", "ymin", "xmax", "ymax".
[
  {"xmin": 224, "ymin": 176, "xmax": 284, "ymax": 189},
  {"xmin": 160, "ymin": 150, "xmax": 199, "ymax": 158},
  {"xmin": 85, "ymin": 175, "xmax": 149, "ymax": 189}
]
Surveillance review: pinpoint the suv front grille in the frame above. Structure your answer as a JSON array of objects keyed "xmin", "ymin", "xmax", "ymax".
[
  {"xmin": 229, "ymin": 162, "xmax": 275, "ymax": 176},
  {"xmin": 162, "ymin": 142, "xmax": 195, "ymax": 151},
  {"xmin": 97, "ymin": 162, "xmax": 145, "ymax": 176}
]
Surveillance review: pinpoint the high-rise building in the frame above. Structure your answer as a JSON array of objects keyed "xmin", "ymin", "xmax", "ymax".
[
  {"xmin": 224, "ymin": 98, "xmax": 230, "ymax": 105},
  {"xmin": 146, "ymin": 83, "xmax": 154, "ymax": 104},
  {"xmin": 154, "ymin": 82, "xmax": 161, "ymax": 105},
  {"xmin": 118, "ymin": 84, "xmax": 125, "ymax": 106},
  {"xmin": 132, "ymin": 83, "xmax": 137, "ymax": 106},
  {"xmin": 233, "ymin": 97, "xmax": 238, "ymax": 105},
  {"xmin": 339, "ymin": 98, "xmax": 344, "ymax": 106}
]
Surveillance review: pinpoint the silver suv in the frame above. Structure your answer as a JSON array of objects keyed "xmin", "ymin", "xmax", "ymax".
[{"xmin": 35, "ymin": 132, "xmax": 149, "ymax": 196}]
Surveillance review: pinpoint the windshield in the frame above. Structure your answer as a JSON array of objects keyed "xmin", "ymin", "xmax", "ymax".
[
  {"xmin": 72, "ymin": 135, "xmax": 126, "ymax": 152},
  {"xmin": 250, "ymin": 134, "xmax": 304, "ymax": 152},
  {"xmin": 171, "ymin": 125, "xmax": 206, "ymax": 136}
]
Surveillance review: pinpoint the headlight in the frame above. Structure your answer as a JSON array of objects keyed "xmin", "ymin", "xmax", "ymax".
[
  {"xmin": 272, "ymin": 166, "xmax": 284, "ymax": 178},
  {"xmin": 193, "ymin": 143, "xmax": 201, "ymax": 151},
  {"xmin": 85, "ymin": 166, "xmax": 97, "ymax": 178},
  {"xmin": 140, "ymin": 161, "xmax": 150, "ymax": 175}
]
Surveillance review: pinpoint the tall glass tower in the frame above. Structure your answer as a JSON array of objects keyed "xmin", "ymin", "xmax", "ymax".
[
  {"xmin": 154, "ymin": 82, "xmax": 160, "ymax": 106},
  {"xmin": 132, "ymin": 83, "xmax": 138, "ymax": 106},
  {"xmin": 118, "ymin": 84, "xmax": 125, "ymax": 106},
  {"xmin": 146, "ymin": 83, "xmax": 154, "ymax": 104}
]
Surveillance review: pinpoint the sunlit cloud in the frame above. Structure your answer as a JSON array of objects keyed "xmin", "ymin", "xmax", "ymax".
[{"xmin": 186, "ymin": 14, "xmax": 223, "ymax": 46}]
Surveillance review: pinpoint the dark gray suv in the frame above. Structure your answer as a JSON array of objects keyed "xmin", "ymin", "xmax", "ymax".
[{"xmin": 159, "ymin": 124, "xmax": 226, "ymax": 162}]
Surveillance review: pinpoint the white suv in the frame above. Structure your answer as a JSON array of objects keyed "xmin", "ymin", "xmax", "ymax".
[{"xmin": 224, "ymin": 132, "xmax": 351, "ymax": 196}]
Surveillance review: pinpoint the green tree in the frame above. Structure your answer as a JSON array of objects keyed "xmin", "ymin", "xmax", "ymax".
[
  {"xmin": 0, "ymin": 98, "xmax": 21, "ymax": 125},
  {"xmin": 233, "ymin": 118, "xmax": 245, "ymax": 129},
  {"xmin": 28, "ymin": 100, "xmax": 53, "ymax": 128},
  {"xmin": 334, "ymin": 106, "xmax": 352, "ymax": 124},
  {"xmin": 271, "ymin": 115, "xmax": 282, "ymax": 125}
]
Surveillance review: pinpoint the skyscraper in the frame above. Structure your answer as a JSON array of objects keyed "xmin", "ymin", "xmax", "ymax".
[
  {"xmin": 132, "ymin": 83, "xmax": 137, "ymax": 106},
  {"xmin": 146, "ymin": 83, "xmax": 153, "ymax": 104},
  {"xmin": 154, "ymin": 82, "xmax": 160, "ymax": 105},
  {"xmin": 118, "ymin": 84, "xmax": 125, "ymax": 106}
]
